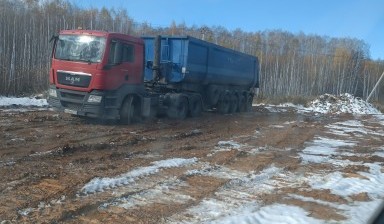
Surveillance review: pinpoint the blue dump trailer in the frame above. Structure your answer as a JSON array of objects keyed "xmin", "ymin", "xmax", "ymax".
[{"xmin": 142, "ymin": 36, "xmax": 259, "ymax": 119}]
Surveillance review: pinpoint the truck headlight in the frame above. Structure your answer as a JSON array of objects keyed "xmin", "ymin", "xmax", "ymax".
[
  {"xmin": 49, "ymin": 89, "xmax": 57, "ymax": 98},
  {"xmin": 88, "ymin": 95, "xmax": 102, "ymax": 103}
]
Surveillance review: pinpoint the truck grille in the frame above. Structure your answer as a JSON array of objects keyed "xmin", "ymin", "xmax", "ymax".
[
  {"xmin": 62, "ymin": 102, "xmax": 82, "ymax": 110},
  {"xmin": 60, "ymin": 92, "xmax": 85, "ymax": 101},
  {"xmin": 57, "ymin": 71, "xmax": 91, "ymax": 88}
]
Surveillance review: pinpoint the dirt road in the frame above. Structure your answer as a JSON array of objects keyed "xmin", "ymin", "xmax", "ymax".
[{"xmin": 1, "ymin": 106, "xmax": 383, "ymax": 223}]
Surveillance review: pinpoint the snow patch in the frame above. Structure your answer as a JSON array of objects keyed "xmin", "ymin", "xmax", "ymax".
[
  {"xmin": 300, "ymin": 136, "xmax": 355, "ymax": 164},
  {"xmin": 208, "ymin": 140, "xmax": 249, "ymax": 156},
  {"xmin": 309, "ymin": 163, "xmax": 384, "ymax": 198},
  {"xmin": 100, "ymin": 177, "xmax": 193, "ymax": 210},
  {"xmin": 186, "ymin": 163, "xmax": 249, "ymax": 180},
  {"xmin": 18, "ymin": 208, "xmax": 34, "ymax": 216},
  {"xmin": 300, "ymin": 117, "xmax": 383, "ymax": 165},
  {"xmin": 170, "ymin": 166, "xmax": 286, "ymax": 223},
  {"xmin": 80, "ymin": 157, "xmax": 197, "ymax": 194},
  {"xmin": 209, "ymin": 140, "xmax": 265, "ymax": 156},
  {"xmin": 0, "ymin": 96, "xmax": 48, "ymax": 107},
  {"xmin": 269, "ymin": 124, "xmax": 285, "ymax": 128},
  {"xmin": 326, "ymin": 120, "xmax": 373, "ymax": 137},
  {"xmin": 287, "ymin": 194, "xmax": 382, "ymax": 224},
  {"xmin": 217, "ymin": 140, "xmax": 243, "ymax": 150},
  {"xmin": 211, "ymin": 203, "xmax": 324, "ymax": 224},
  {"xmin": 373, "ymin": 150, "xmax": 384, "ymax": 158}
]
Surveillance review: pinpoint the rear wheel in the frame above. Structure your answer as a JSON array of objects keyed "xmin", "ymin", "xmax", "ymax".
[
  {"xmin": 120, "ymin": 96, "xmax": 141, "ymax": 124},
  {"xmin": 237, "ymin": 93, "xmax": 247, "ymax": 112},
  {"xmin": 228, "ymin": 92, "xmax": 238, "ymax": 114},
  {"xmin": 189, "ymin": 95, "xmax": 203, "ymax": 117},
  {"xmin": 246, "ymin": 93, "xmax": 253, "ymax": 112},
  {"xmin": 207, "ymin": 85, "xmax": 221, "ymax": 106},
  {"xmin": 218, "ymin": 91, "xmax": 230, "ymax": 114},
  {"xmin": 167, "ymin": 96, "xmax": 188, "ymax": 120}
]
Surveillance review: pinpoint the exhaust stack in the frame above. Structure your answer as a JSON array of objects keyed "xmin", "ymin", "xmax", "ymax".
[{"xmin": 152, "ymin": 35, "xmax": 161, "ymax": 81}]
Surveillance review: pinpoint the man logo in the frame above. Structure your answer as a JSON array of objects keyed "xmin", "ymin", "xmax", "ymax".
[{"xmin": 65, "ymin": 76, "xmax": 80, "ymax": 84}]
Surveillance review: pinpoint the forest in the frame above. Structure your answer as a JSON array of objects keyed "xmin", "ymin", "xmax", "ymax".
[{"xmin": 1, "ymin": 0, "xmax": 383, "ymax": 102}]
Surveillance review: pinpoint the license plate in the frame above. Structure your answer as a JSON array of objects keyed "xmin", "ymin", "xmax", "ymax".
[{"xmin": 64, "ymin": 109, "xmax": 77, "ymax": 115}]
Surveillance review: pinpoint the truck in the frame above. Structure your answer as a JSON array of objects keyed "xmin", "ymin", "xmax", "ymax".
[{"xmin": 48, "ymin": 29, "xmax": 259, "ymax": 124}]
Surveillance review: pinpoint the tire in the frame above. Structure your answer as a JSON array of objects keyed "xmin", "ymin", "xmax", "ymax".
[
  {"xmin": 120, "ymin": 96, "xmax": 140, "ymax": 124},
  {"xmin": 167, "ymin": 96, "xmax": 188, "ymax": 120},
  {"xmin": 228, "ymin": 92, "xmax": 238, "ymax": 114},
  {"xmin": 207, "ymin": 85, "xmax": 221, "ymax": 106},
  {"xmin": 189, "ymin": 95, "xmax": 203, "ymax": 117},
  {"xmin": 217, "ymin": 91, "xmax": 230, "ymax": 114},
  {"xmin": 246, "ymin": 93, "xmax": 253, "ymax": 112},
  {"xmin": 237, "ymin": 93, "xmax": 246, "ymax": 112}
]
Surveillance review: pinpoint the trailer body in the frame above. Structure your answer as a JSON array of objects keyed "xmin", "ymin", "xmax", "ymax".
[{"xmin": 142, "ymin": 36, "xmax": 258, "ymax": 88}]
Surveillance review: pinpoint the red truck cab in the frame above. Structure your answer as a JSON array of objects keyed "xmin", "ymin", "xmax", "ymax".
[{"xmin": 48, "ymin": 29, "xmax": 146, "ymax": 120}]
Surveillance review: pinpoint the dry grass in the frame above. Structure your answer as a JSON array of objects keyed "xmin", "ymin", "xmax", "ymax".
[{"xmin": 372, "ymin": 102, "xmax": 384, "ymax": 113}]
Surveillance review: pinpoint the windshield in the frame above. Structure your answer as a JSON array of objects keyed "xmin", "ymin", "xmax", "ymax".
[{"xmin": 55, "ymin": 34, "xmax": 106, "ymax": 63}]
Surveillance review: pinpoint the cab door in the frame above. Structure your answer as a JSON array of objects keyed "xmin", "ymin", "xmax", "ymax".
[{"xmin": 105, "ymin": 39, "xmax": 143, "ymax": 89}]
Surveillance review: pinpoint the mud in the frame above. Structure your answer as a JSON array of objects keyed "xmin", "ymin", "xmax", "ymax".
[{"xmin": 0, "ymin": 107, "xmax": 383, "ymax": 223}]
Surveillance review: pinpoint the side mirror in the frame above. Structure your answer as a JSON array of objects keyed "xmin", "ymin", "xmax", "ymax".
[{"xmin": 49, "ymin": 34, "xmax": 58, "ymax": 43}]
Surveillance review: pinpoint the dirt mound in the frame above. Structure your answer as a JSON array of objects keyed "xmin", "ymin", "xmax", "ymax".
[{"xmin": 307, "ymin": 93, "xmax": 381, "ymax": 115}]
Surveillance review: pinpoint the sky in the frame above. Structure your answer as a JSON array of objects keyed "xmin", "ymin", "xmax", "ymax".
[{"xmin": 71, "ymin": 0, "xmax": 384, "ymax": 60}]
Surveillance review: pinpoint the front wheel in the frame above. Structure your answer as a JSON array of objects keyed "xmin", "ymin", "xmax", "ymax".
[{"xmin": 120, "ymin": 96, "xmax": 140, "ymax": 124}]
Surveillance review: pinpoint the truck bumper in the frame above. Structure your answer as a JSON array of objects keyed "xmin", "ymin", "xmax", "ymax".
[{"xmin": 47, "ymin": 85, "xmax": 120, "ymax": 120}]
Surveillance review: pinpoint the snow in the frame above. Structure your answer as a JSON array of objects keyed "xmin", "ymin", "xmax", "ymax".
[
  {"xmin": 257, "ymin": 93, "xmax": 381, "ymax": 115},
  {"xmin": 186, "ymin": 162, "xmax": 248, "ymax": 179},
  {"xmin": 294, "ymin": 117, "xmax": 384, "ymax": 223},
  {"xmin": 100, "ymin": 177, "xmax": 193, "ymax": 210},
  {"xmin": 172, "ymin": 201, "xmax": 325, "ymax": 224},
  {"xmin": 306, "ymin": 93, "xmax": 381, "ymax": 114},
  {"xmin": 211, "ymin": 204, "xmax": 324, "ymax": 224},
  {"xmin": 80, "ymin": 157, "xmax": 197, "ymax": 194},
  {"xmin": 216, "ymin": 140, "xmax": 243, "ymax": 150},
  {"xmin": 168, "ymin": 166, "xmax": 285, "ymax": 223},
  {"xmin": 0, "ymin": 96, "xmax": 48, "ymax": 107},
  {"xmin": 299, "ymin": 136, "xmax": 355, "ymax": 164},
  {"xmin": 373, "ymin": 150, "xmax": 384, "ymax": 158},
  {"xmin": 18, "ymin": 208, "xmax": 34, "ymax": 216},
  {"xmin": 309, "ymin": 163, "xmax": 384, "ymax": 198},
  {"xmin": 208, "ymin": 140, "xmax": 252, "ymax": 156},
  {"xmin": 299, "ymin": 117, "xmax": 383, "ymax": 165},
  {"xmin": 287, "ymin": 194, "xmax": 382, "ymax": 224}
]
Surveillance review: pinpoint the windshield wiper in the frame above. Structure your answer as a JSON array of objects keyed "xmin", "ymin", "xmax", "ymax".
[
  {"xmin": 77, "ymin": 58, "xmax": 95, "ymax": 64},
  {"xmin": 59, "ymin": 58, "xmax": 75, "ymax": 61}
]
